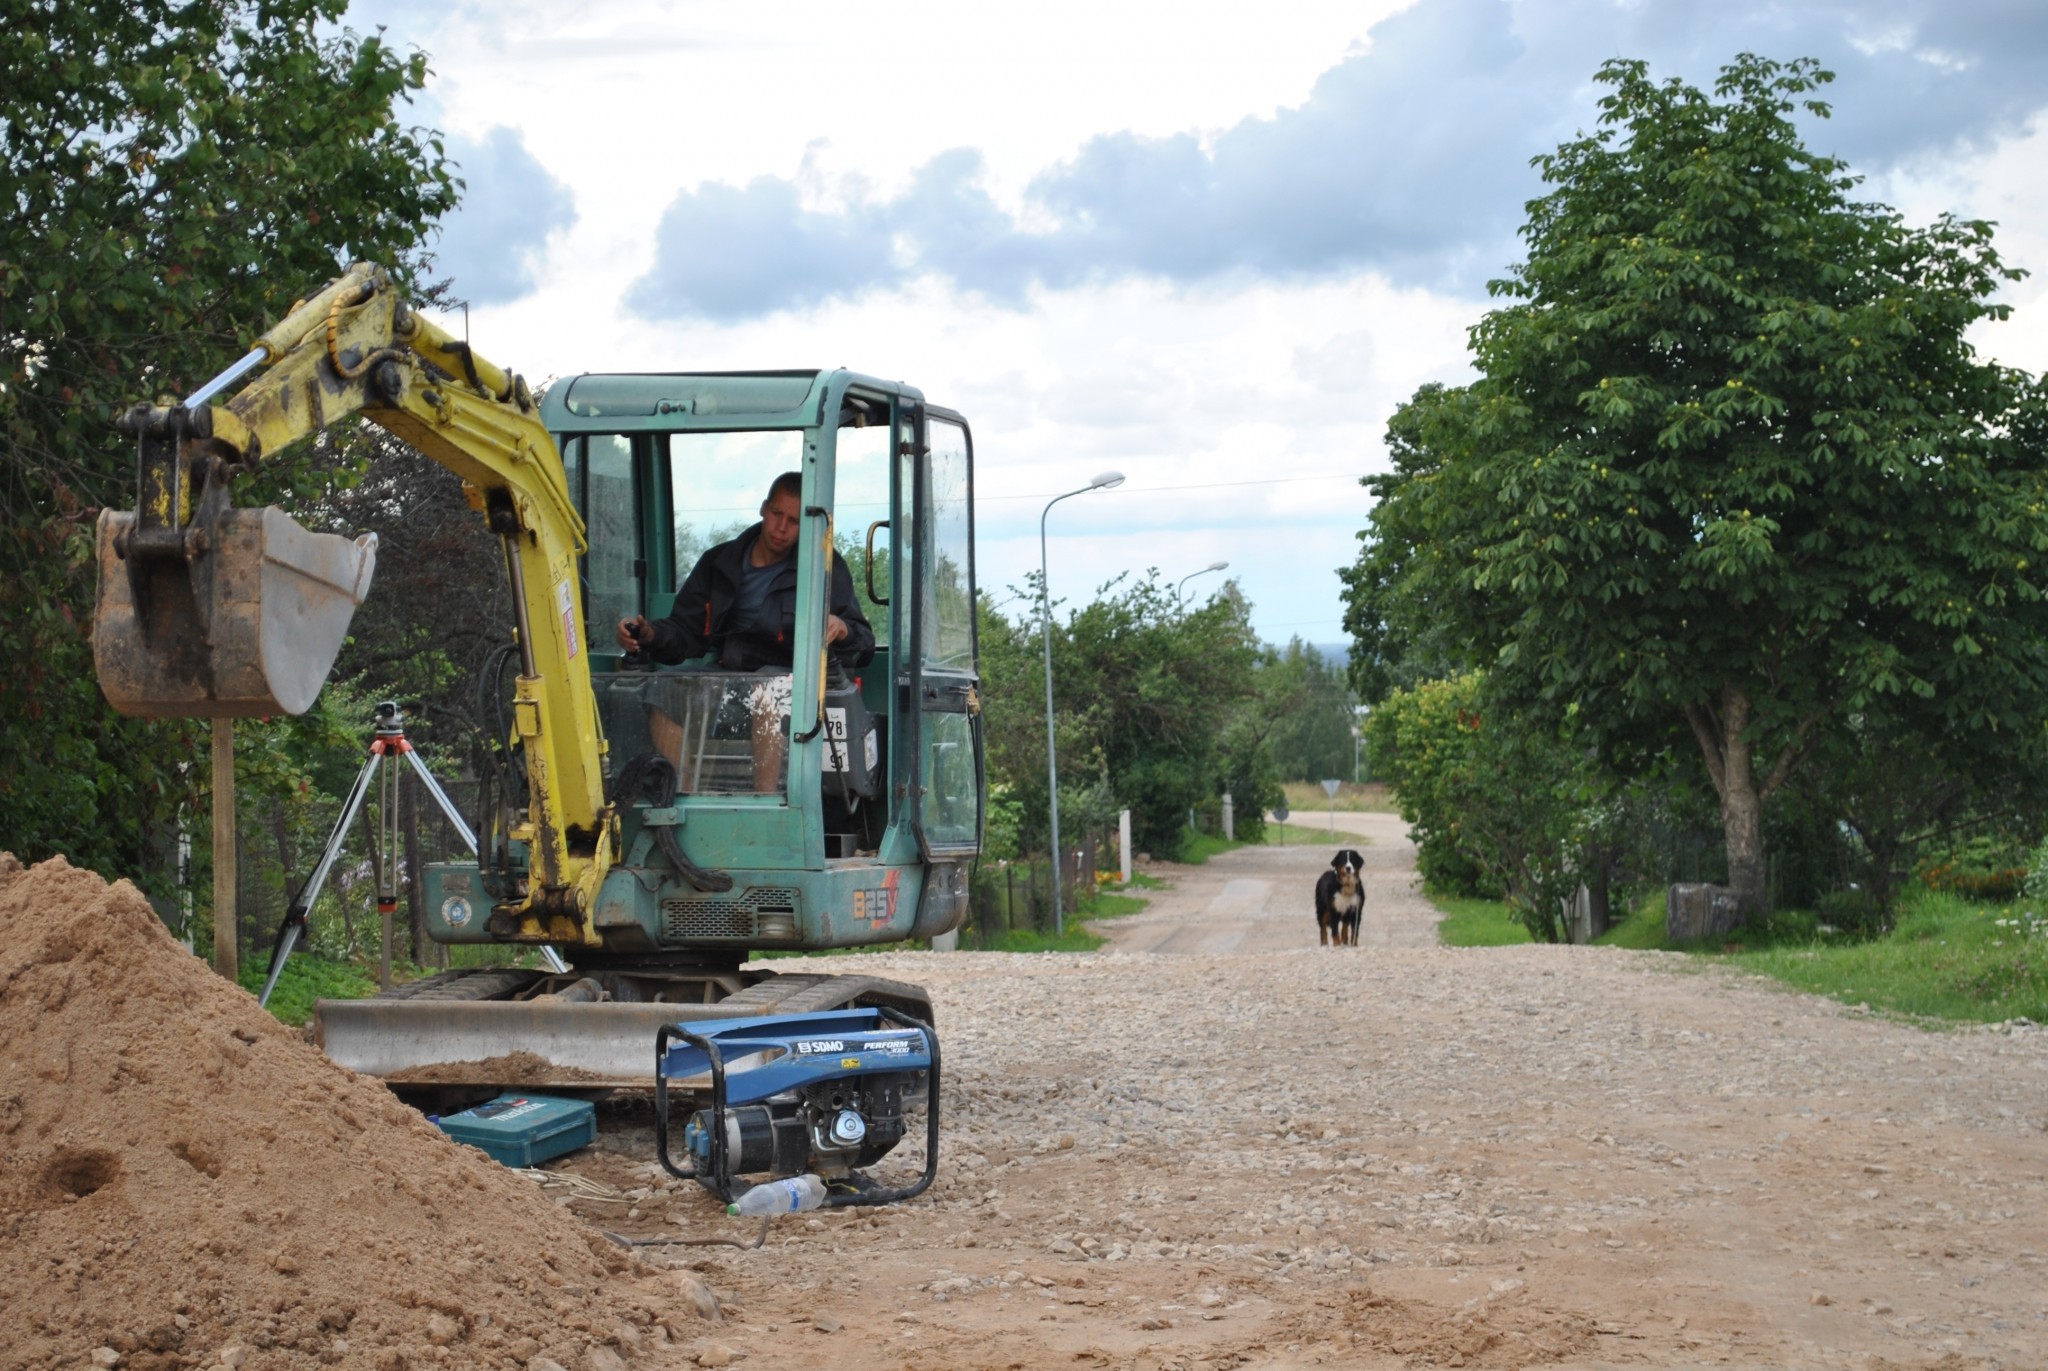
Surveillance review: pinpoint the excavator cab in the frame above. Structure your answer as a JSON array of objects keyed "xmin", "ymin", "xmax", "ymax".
[{"xmin": 443, "ymin": 369, "xmax": 986, "ymax": 952}]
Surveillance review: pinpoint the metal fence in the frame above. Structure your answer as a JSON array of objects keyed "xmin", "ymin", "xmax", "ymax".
[{"xmin": 962, "ymin": 831, "xmax": 1106, "ymax": 945}]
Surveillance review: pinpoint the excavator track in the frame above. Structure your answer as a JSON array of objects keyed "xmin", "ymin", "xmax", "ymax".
[{"xmin": 314, "ymin": 968, "xmax": 933, "ymax": 1090}]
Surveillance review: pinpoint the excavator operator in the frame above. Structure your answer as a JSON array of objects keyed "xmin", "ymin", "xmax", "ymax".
[{"xmin": 615, "ymin": 472, "xmax": 876, "ymax": 672}]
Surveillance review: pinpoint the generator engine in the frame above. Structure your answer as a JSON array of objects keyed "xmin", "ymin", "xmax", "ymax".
[{"xmin": 681, "ymin": 1066, "xmax": 921, "ymax": 1179}]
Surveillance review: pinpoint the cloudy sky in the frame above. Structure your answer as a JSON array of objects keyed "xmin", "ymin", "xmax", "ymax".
[{"xmin": 339, "ymin": 0, "xmax": 2048, "ymax": 649}]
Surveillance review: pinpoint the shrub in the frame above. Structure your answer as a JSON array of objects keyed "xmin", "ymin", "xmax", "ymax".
[{"xmin": 1814, "ymin": 888, "xmax": 1889, "ymax": 939}]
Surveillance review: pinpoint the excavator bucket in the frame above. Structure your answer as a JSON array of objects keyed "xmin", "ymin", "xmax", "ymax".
[{"xmin": 93, "ymin": 506, "xmax": 378, "ymax": 718}]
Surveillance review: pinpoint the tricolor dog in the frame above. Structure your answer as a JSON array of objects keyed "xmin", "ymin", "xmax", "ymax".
[{"xmin": 1315, "ymin": 849, "xmax": 1365, "ymax": 947}]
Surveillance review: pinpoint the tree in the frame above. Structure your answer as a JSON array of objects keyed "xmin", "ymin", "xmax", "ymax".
[
  {"xmin": 1058, "ymin": 576, "xmax": 1268, "ymax": 856},
  {"xmin": 313, "ymin": 426, "xmax": 513, "ymax": 751},
  {"xmin": 1365, "ymin": 673, "xmax": 1567, "ymax": 939},
  {"xmin": 1258, "ymin": 640, "xmax": 1360, "ymax": 783},
  {"xmin": 975, "ymin": 573, "xmax": 1272, "ymax": 859},
  {"xmin": 1346, "ymin": 54, "xmax": 2048, "ymax": 915},
  {"xmin": 0, "ymin": 1, "xmax": 457, "ymax": 885}
]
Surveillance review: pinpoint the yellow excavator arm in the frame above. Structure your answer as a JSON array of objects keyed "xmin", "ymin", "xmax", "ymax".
[{"xmin": 94, "ymin": 263, "xmax": 615, "ymax": 942}]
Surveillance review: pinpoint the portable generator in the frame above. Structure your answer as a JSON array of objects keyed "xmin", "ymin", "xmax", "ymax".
[{"xmin": 653, "ymin": 1006, "xmax": 938, "ymax": 1207}]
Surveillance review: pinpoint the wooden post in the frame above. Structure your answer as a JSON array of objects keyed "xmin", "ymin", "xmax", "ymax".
[{"xmin": 211, "ymin": 719, "xmax": 238, "ymax": 980}]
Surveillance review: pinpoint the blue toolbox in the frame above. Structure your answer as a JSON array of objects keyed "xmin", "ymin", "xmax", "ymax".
[{"xmin": 435, "ymin": 1093, "xmax": 597, "ymax": 1166}]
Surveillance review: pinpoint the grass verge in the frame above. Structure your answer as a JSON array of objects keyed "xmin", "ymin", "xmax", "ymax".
[
  {"xmin": 238, "ymin": 954, "xmax": 378, "ymax": 1026},
  {"xmin": 1279, "ymin": 781, "xmax": 1397, "ymax": 814},
  {"xmin": 1430, "ymin": 894, "xmax": 1536, "ymax": 947},
  {"xmin": 1178, "ymin": 831, "xmax": 1245, "ymax": 864},
  {"xmin": 1427, "ymin": 884, "xmax": 2047, "ymax": 1025},
  {"xmin": 1724, "ymin": 893, "xmax": 2045, "ymax": 1024}
]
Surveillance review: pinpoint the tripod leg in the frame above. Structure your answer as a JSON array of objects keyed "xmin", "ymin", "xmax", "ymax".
[
  {"xmin": 401, "ymin": 745, "xmax": 477, "ymax": 852},
  {"xmin": 259, "ymin": 752, "xmax": 384, "ymax": 1008},
  {"xmin": 255, "ymin": 922, "xmax": 301, "ymax": 1009}
]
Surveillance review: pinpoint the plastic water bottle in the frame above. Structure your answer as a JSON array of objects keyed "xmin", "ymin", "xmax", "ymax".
[{"xmin": 727, "ymin": 1174, "xmax": 827, "ymax": 1217}]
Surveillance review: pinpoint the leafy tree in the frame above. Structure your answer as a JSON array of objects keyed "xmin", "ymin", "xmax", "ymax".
[
  {"xmin": 975, "ymin": 590, "xmax": 1055, "ymax": 841},
  {"xmin": 1058, "ymin": 575, "xmax": 1266, "ymax": 856},
  {"xmin": 312, "ymin": 426, "xmax": 512, "ymax": 752},
  {"xmin": 976, "ymin": 574, "xmax": 1271, "ymax": 859},
  {"xmin": 1258, "ymin": 639, "xmax": 1359, "ymax": 782},
  {"xmin": 0, "ymin": 1, "xmax": 456, "ymax": 884},
  {"xmin": 1346, "ymin": 54, "xmax": 2048, "ymax": 915},
  {"xmin": 1340, "ymin": 387, "xmax": 1471, "ymax": 705},
  {"xmin": 1362, "ymin": 674, "xmax": 1495, "ymax": 896},
  {"xmin": 1368, "ymin": 672, "xmax": 1648, "ymax": 942}
]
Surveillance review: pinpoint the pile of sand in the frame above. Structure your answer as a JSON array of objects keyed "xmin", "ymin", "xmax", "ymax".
[{"xmin": 0, "ymin": 855, "xmax": 685, "ymax": 1371}]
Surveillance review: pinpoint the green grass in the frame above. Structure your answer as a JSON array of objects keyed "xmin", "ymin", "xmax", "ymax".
[
  {"xmin": 1726, "ymin": 892, "xmax": 2046, "ymax": 1025},
  {"xmin": 1426, "ymin": 883, "xmax": 2047, "ymax": 1025},
  {"xmin": 1593, "ymin": 892, "xmax": 1671, "ymax": 950},
  {"xmin": 1264, "ymin": 819, "xmax": 1367, "ymax": 846},
  {"xmin": 760, "ymin": 875, "xmax": 1154, "ymax": 957},
  {"xmin": 963, "ymin": 924, "xmax": 1108, "ymax": 952},
  {"xmin": 1178, "ymin": 830, "xmax": 1246, "ymax": 864},
  {"xmin": 1085, "ymin": 889, "xmax": 1149, "ymax": 919},
  {"xmin": 1430, "ymin": 893, "xmax": 1536, "ymax": 947},
  {"xmin": 238, "ymin": 954, "xmax": 378, "ymax": 1026}
]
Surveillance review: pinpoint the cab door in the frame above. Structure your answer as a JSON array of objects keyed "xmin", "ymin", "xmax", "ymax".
[{"xmin": 906, "ymin": 408, "xmax": 982, "ymax": 856}]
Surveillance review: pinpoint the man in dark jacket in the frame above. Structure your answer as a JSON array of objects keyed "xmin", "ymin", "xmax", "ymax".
[{"xmin": 614, "ymin": 472, "xmax": 876, "ymax": 671}]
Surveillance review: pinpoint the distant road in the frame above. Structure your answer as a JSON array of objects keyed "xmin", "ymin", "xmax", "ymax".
[{"xmin": 1096, "ymin": 808, "xmax": 1440, "ymax": 952}]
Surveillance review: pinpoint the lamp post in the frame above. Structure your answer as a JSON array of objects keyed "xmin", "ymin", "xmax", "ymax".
[
  {"xmin": 1175, "ymin": 560, "xmax": 1229, "ymax": 607},
  {"xmin": 1041, "ymin": 470, "xmax": 1125, "ymax": 935}
]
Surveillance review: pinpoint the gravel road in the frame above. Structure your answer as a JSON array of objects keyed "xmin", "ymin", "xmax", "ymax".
[{"xmin": 565, "ymin": 817, "xmax": 2048, "ymax": 1371}]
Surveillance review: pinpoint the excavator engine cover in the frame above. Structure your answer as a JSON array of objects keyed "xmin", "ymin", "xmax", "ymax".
[{"xmin": 94, "ymin": 506, "xmax": 377, "ymax": 717}]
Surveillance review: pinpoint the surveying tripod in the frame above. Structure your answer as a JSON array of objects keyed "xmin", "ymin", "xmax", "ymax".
[{"xmin": 257, "ymin": 701, "xmax": 568, "ymax": 1007}]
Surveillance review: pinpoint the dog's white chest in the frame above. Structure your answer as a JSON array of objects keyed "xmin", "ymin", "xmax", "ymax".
[{"xmin": 1332, "ymin": 884, "xmax": 1361, "ymax": 915}]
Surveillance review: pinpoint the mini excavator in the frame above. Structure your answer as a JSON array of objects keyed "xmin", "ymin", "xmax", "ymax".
[{"xmin": 93, "ymin": 264, "xmax": 982, "ymax": 1192}]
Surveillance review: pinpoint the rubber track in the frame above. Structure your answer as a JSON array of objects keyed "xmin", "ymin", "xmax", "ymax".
[
  {"xmin": 709, "ymin": 973, "xmax": 935, "ymax": 1025},
  {"xmin": 372, "ymin": 968, "xmax": 543, "ymax": 1001}
]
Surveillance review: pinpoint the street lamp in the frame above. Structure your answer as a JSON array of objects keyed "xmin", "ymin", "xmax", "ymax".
[
  {"xmin": 1041, "ymin": 469, "xmax": 1124, "ymax": 935},
  {"xmin": 1176, "ymin": 560, "xmax": 1229, "ymax": 606}
]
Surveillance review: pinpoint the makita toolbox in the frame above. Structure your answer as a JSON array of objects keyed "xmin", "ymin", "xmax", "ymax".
[{"xmin": 434, "ymin": 1093, "xmax": 597, "ymax": 1166}]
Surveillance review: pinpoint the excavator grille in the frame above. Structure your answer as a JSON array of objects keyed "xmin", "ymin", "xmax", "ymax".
[{"xmin": 661, "ymin": 887, "xmax": 800, "ymax": 941}]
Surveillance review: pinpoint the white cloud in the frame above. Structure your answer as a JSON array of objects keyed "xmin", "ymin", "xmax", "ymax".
[
  {"xmin": 620, "ymin": 0, "xmax": 2048, "ymax": 321},
  {"xmin": 429, "ymin": 127, "xmax": 577, "ymax": 304}
]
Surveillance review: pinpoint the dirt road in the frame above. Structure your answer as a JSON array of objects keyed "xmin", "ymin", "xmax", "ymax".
[
  {"xmin": 1102, "ymin": 811, "xmax": 1437, "ymax": 952},
  {"xmin": 565, "ymin": 820, "xmax": 2048, "ymax": 1371}
]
